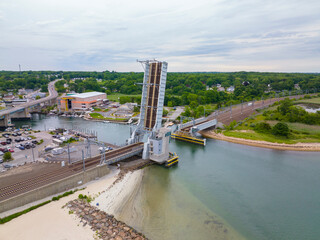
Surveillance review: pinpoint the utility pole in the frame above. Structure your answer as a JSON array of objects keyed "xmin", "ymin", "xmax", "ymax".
[
  {"xmin": 241, "ymin": 101, "xmax": 243, "ymax": 114},
  {"xmin": 230, "ymin": 104, "xmax": 232, "ymax": 118},
  {"xmin": 32, "ymin": 147, "xmax": 35, "ymax": 162},
  {"xmin": 82, "ymin": 150, "xmax": 85, "ymax": 171},
  {"xmin": 67, "ymin": 143, "xmax": 71, "ymax": 164}
]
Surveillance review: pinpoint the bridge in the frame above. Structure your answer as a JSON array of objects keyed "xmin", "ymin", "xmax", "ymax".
[
  {"xmin": 173, "ymin": 93, "xmax": 317, "ymax": 146},
  {"xmin": 0, "ymin": 142, "xmax": 144, "ymax": 202},
  {"xmin": 0, "ymin": 80, "xmax": 59, "ymax": 128}
]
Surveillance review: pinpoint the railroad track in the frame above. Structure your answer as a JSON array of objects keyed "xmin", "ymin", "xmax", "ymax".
[
  {"xmin": 182, "ymin": 94, "xmax": 311, "ymax": 132},
  {"xmin": 0, "ymin": 142, "xmax": 143, "ymax": 201}
]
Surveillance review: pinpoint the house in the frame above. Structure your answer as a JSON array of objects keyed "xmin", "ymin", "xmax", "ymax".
[
  {"xmin": 217, "ymin": 86, "xmax": 225, "ymax": 92},
  {"xmin": 227, "ymin": 86, "xmax": 235, "ymax": 92}
]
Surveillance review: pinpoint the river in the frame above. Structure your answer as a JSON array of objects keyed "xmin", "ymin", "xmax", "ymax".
[{"xmin": 14, "ymin": 115, "xmax": 320, "ymax": 240}]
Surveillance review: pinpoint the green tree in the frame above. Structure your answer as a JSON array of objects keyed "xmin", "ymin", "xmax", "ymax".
[
  {"xmin": 3, "ymin": 152, "xmax": 12, "ymax": 161},
  {"xmin": 272, "ymin": 122, "xmax": 289, "ymax": 137},
  {"xmin": 277, "ymin": 98, "xmax": 293, "ymax": 115},
  {"xmin": 35, "ymin": 95, "xmax": 41, "ymax": 100}
]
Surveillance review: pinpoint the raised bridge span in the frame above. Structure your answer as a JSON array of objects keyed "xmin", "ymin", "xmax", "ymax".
[{"xmin": 0, "ymin": 80, "xmax": 59, "ymax": 127}]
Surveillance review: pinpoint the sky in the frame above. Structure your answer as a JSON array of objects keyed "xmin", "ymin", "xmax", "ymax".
[{"xmin": 0, "ymin": 0, "xmax": 319, "ymax": 72}]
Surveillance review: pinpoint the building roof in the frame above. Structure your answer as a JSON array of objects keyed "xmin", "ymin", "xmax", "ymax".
[{"xmin": 72, "ymin": 92, "xmax": 105, "ymax": 99}]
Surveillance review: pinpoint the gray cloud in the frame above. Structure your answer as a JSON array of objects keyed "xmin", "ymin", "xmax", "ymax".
[{"xmin": 0, "ymin": 0, "xmax": 319, "ymax": 72}]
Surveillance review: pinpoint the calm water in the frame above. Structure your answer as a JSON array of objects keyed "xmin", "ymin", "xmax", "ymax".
[{"xmin": 14, "ymin": 115, "xmax": 320, "ymax": 240}]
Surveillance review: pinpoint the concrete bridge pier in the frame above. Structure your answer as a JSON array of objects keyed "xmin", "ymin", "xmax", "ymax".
[
  {"xmin": 0, "ymin": 114, "xmax": 12, "ymax": 129},
  {"xmin": 11, "ymin": 108, "xmax": 31, "ymax": 120}
]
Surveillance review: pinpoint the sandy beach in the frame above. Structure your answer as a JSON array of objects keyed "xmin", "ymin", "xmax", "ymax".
[
  {"xmin": 0, "ymin": 169, "xmax": 119, "ymax": 240},
  {"xmin": 92, "ymin": 169, "xmax": 144, "ymax": 224},
  {"xmin": 201, "ymin": 130, "xmax": 320, "ymax": 151}
]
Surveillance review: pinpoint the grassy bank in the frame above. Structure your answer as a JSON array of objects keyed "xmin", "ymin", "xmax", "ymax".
[
  {"xmin": 296, "ymin": 97, "xmax": 320, "ymax": 105},
  {"xmin": 89, "ymin": 113, "xmax": 127, "ymax": 122},
  {"xmin": 108, "ymin": 94, "xmax": 141, "ymax": 102},
  {"xmin": 222, "ymin": 106, "xmax": 320, "ymax": 144}
]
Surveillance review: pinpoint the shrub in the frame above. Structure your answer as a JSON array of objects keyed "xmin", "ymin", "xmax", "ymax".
[
  {"xmin": 250, "ymin": 123, "xmax": 256, "ymax": 128},
  {"xmin": 254, "ymin": 122, "xmax": 271, "ymax": 133},
  {"xmin": 272, "ymin": 122, "xmax": 289, "ymax": 137},
  {"xmin": 3, "ymin": 152, "xmax": 12, "ymax": 162}
]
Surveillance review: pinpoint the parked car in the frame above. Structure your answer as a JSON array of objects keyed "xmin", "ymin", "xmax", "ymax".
[
  {"xmin": 0, "ymin": 151, "xmax": 3, "ymax": 156},
  {"xmin": 45, "ymin": 146, "xmax": 54, "ymax": 151},
  {"xmin": 19, "ymin": 145, "xmax": 25, "ymax": 150},
  {"xmin": 17, "ymin": 132, "xmax": 22, "ymax": 136},
  {"xmin": 31, "ymin": 144, "xmax": 36, "ymax": 148},
  {"xmin": 12, "ymin": 133, "xmax": 17, "ymax": 137},
  {"xmin": 27, "ymin": 137, "xmax": 32, "ymax": 140},
  {"xmin": 15, "ymin": 138, "xmax": 21, "ymax": 142},
  {"xmin": 2, "ymin": 148, "xmax": 8, "ymax": 153},
  {"xmin": 6, "ymin": 138, "xmax": 12, "ymax": 144},
  {"xmin": 25, "ymin": 144, "xmax": 31, "ymax": 149},
  {"xmin": 0, "ymin": 158, "xmax": 3, "ymax": 163},
  {"xmin": 8, "ymin": 148, "xmax": 14, "ymax": 153},
  {"xmin": 15, "ymin": 144, "xmax": 21, "ymax": 148},
  {"xmin": 3, "ymin": 164, "xmax": 13, "ymax": 168},
  {"xmin": 1, "ymin": 142, "xmax": 7, "ymax": 146},
  {"xmin": 32, "ymin": 140, "xmax": 38, "ymax": 144}
]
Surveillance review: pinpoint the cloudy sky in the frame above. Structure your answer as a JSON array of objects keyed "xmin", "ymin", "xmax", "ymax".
[{"xmin": 0, "ymin": 0, "xmax": 319, "ymax": 72}]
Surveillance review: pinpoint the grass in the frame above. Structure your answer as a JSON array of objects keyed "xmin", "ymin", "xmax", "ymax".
[
  {"xmin": 89, "ymin": 113, "xmax": 105, "ymax": 119},
  {"xmin": 224, "ymin": 131, "xmax": 296, "ymax": 144},
  {"xmin": 107, "ymin": 93, "xmax": 141, "ymax": 102},
  {"xmin": 296, "ymin": 97, "xmax": 320, "ymax": 105},
  {"xmin": 224, "ymin": 111, "xmax": 320, "ymax": 144},
  {"xmin": 89, "ymin": 113, "xmax": 128, "ymax": 121}
]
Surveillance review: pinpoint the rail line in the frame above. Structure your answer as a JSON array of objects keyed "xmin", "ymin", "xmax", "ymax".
[
  {"xmin": 182, "ymin": 94, "xmax": 311, "ymax": 132},
  {"xmin": 0, "ymin": 142, "xmax": 143, "ymax": 201}
]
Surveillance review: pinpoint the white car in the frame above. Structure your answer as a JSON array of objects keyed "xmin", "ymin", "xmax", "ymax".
[
  {"xmin": 15, "ymin": 144, "xmax": 21, "ymax": 148},
  {"xmin": 0, "ymin": 151, "xmax": 3, "ymax": 156}
]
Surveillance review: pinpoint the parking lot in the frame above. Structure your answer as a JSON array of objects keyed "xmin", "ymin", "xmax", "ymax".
[{"xmin": 0, "ymin": 130, "xmax": 53, "ymax": 171}]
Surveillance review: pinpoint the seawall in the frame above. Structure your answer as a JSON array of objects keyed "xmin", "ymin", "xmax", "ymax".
[{"xmin": 0, "ymin": 164, "xmax": 110, "ymax": 213}]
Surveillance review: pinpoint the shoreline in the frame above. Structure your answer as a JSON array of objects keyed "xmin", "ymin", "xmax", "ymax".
[
  {"xmin": 0, "ymin": 161, "xmax": 150, "ymax": 240},
  {"xmin": 201, "ymin": 130, "xmax": 320, "ymax": 152}
]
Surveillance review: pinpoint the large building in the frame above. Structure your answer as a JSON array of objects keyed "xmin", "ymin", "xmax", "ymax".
[{"xmin": 58, "ymin": 92, "xmax": 106, "ymax": 112}]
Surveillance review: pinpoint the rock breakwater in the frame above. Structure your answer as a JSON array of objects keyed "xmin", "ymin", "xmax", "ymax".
[{"xmin": 67, "ymin": 199, "xmax": 148, "ymax": 240}]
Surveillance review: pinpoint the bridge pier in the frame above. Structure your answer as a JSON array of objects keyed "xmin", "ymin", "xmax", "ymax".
[
  {"xmin": 0, "ymin": 114, "xmax": 12, "ymax": 130},
  {"xmin": 11, "ymin": 108, "xmax": 31, "ymax": 120}
]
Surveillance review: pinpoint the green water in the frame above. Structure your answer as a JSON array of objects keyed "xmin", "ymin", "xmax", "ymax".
[{"xmin": 14, "ymin": 115, "xmax": 320, "ymax": 240}]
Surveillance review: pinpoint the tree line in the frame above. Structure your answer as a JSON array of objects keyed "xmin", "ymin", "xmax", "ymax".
[{"xmin": 1, "ymin": 71, "xmax": 319, "ymax": 107}]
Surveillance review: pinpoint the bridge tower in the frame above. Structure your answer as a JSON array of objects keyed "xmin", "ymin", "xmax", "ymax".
[{"xmin": 128, "ymin": 60, "xmax": 172, "ymax": 163}]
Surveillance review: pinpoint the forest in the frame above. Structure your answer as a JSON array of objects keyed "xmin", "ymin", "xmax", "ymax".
[{"xmin": 1, "ymin": 71, "xmax": 319, "ymax": 108}]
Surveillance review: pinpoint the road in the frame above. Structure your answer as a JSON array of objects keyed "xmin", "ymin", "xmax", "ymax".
[{"xmin": 0, "ymin": 80, "xmax": 59, "ymax": 117}]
